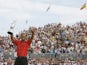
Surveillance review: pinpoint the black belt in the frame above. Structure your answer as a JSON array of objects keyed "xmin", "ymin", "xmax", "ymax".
[{"xmin": 17, "ymin": 56, "xmax": 27, "ymax": 58}]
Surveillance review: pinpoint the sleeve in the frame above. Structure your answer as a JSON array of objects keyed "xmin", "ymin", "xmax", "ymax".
[
  {"xmin": 13, "ymin": 39, "xmax": 20, "ymax": 46},
  {"xmin": 27, "ymin": 39, "xmax": 32, "ymax": 46}
]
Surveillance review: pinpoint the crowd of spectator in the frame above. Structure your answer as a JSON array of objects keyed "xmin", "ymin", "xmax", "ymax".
[{"xmin": 0, "ymin": 21, "xmax": 87, "ymax": 65}]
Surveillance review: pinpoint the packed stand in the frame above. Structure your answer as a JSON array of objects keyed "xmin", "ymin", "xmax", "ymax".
[{"xmin": 0, "ymin": 22, "xmax": 87, "ymax": 65}]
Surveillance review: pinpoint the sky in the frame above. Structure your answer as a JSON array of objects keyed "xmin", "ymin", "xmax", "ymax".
[{"xmin": 0, "ymin": 0, "xmax": 87, "ymax": 36}]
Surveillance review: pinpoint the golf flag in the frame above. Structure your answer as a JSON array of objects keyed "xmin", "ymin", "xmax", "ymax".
[{"xmin": 80, "ymin": 3, "xmax": 86, "ymax": 10}]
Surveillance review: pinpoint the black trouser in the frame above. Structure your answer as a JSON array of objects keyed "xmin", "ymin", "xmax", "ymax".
[{"xmin": 14, "ymin": 57, "xmax": 28, "ymax": 65}]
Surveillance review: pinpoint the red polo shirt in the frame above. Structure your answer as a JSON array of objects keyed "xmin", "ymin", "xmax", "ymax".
[{"xmin": 13, "ymin": 39, "xmax": 32, "ymax": 57}]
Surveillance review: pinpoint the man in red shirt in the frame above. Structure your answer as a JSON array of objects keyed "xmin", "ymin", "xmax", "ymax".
[{"xmin": 8, "ymin": 29, "xmax": 35, "ymax": 65}]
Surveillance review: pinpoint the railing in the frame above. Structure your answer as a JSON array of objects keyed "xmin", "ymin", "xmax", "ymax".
[
  {"xmin": 3, "ymin": 52, "xmax": 87, "ymax": 60},
  {"xmin": 2, "ymin": 52, "xmax": 87, "ymax": 65},
  {"xmin": 29, "ymin": 53, "xmax": 87, "ymax": 60}
]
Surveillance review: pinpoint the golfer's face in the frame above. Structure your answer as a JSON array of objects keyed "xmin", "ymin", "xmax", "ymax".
[{"xmin": 21, "ymin": 33, "xmax": 26, "ymax": 40}]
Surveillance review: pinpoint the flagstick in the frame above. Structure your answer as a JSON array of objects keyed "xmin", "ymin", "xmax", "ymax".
[{"xmin": 46, "ymin": 4, "xmax": 51, "ymax": 12}]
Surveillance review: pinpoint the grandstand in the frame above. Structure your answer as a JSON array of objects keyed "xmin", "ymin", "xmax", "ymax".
[{"xmin": 0, "ymin": 22, "xmax": 87, "ymax": 65}]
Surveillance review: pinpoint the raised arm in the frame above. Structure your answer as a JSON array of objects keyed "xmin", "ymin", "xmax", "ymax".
[
  {"xmin": 8, "ymin": 33, "xmax": 19, "ymax": 45},
  {"xmin": 10, "ymin": 34, "xmax": 16, "ymax": 43},
  {"xmin": 30, "ymin": 30, "xmax": 35, "ymax": 41},
  {"xmin": 27, "ymin": 28, "xmax": 36, "ymax": 44}
]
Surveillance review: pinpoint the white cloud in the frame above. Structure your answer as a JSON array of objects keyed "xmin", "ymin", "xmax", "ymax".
[
  {"xmin": 0, "ymin": 1, "xmax": 86, "ymax": 19},
  {"xmin": 0, "ymin": 0, "xmax": 87, "ymax": 35},
  {"xmin": 49, "ymin": 4, "xmax": 87, "ymax": 16}
]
